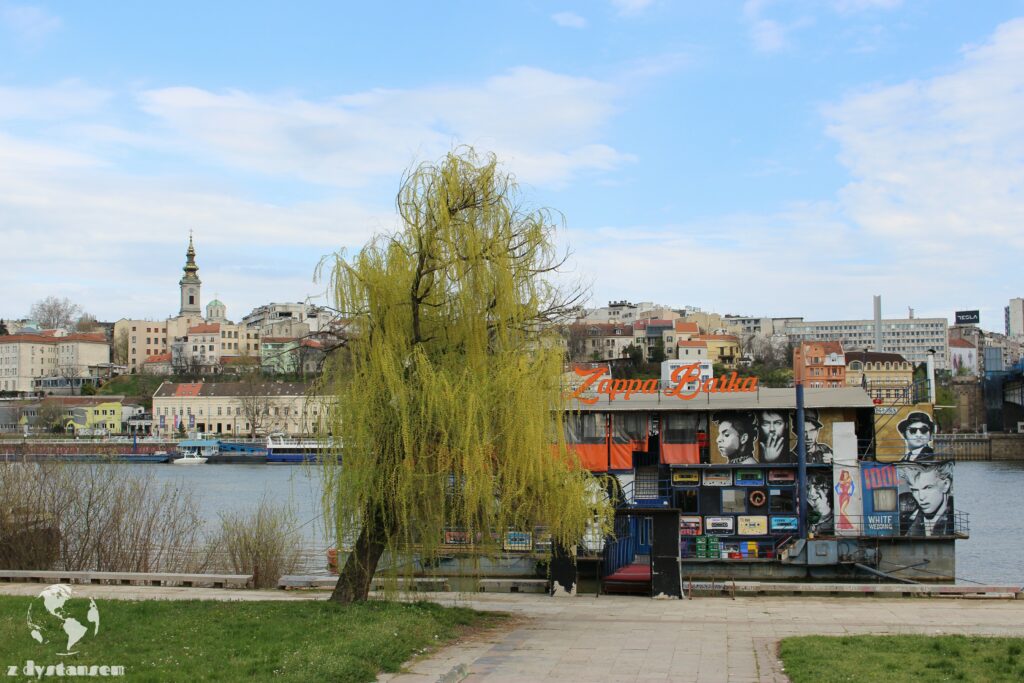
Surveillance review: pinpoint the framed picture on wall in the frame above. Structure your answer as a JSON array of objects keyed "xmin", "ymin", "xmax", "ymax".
[
  {"xmin": 703, "ymin": 470, "xmax": 732, "ymax": 487},
  {"xmin": 770, "ymin": 516, "xmax": 799, "ymax": 532},
  {"xmin": 767, "ymin": 469, "xmax": 796, "ymax": 484},
  {"xmin": 679, "ymin": 516, "xmax": 702, "ymax": 536}
]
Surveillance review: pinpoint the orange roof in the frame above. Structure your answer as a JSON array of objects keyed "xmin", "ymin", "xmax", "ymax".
[
  {"xmin": 1, "ymin": 333, "xmax": 107, "ymax": 345},
  {"xmin": 674, "ymin": 321, "xmax": 700, "ymax": 333},
  {"xmin": 300, "ymin": 339, "xmax": 323, "ymax": 349},
  {"xmin": 145, "ymin": 352, "xmax": 172, "ymax": 363},
  {"xmin": 187, "ymin": 323, "xmax": 221, "ymax": 334},
  {"xmin": 695, "ymin": 334, "xmax": 739, "ymax": 342},
  {"xmin": 949, "ymin": 338, "xmax": 975, "ymax": 349},
  {"xmin": 677, "ymin": 340, "xmax": 708, "ymax": 348},
  {"xmin": 174, "ymin": 382, "xmax": 203, "ymax": 397},
  {"xmin": 61, "ymin": 333, "xmax": 107, "ymax": 343}
]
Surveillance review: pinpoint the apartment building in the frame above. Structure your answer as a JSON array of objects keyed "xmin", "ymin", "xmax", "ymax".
[
  {"xmin": 783, "ymin": 318, "xmax": 948, "ymax": 370},
  {"xmin": 793, "ymin": 340, "xmax": 846, "ymax": 388},
  {"xmin": 0, "ymin": 333, "xmax": 110, "ymax": 393}
]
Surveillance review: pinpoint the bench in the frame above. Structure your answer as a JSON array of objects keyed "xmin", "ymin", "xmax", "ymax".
[{"xmin": 0, "ymin": 570, "xmax": 253, "ymax": 589}]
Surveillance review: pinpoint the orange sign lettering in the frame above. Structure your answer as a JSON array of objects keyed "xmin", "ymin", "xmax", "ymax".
[{"xmin": 570, "ymin": 365, "xmax": 757, "ymax": 403}]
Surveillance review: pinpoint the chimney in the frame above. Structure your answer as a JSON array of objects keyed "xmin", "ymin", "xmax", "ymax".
[{"xmin": 873, "ymin": 295, "xmax": 883, "ymax": 351}]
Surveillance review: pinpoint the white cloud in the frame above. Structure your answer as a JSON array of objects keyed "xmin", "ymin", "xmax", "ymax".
[
  {"xmin": 564, "ymin": 18, "xmax": 1024, "ymax": 320},
  {"xmin": 552, "ymin": 11, "xmax": 587, "ymax": 29},
  {"xmin": 825, "ymin": 17, "xmax": 1024, "ymax": 248},
  {"xmin": 740, "ymin": 1, "xmax": 812, "ymax": 54},
  {"xmin": 137, "ymin": 67, "xmax": 630, "ymax": 188},
  {"xmin": 611, "ymin": 0, "xmax": 653, "ymax": 16},
  {"xmin": 0, "ymin": 80, "xmax": 110, "ymax": 120},
  {"xmin": 749, "ymin": 19, "xmax": 789, "ymax": 53},
  {"xmin": 0, "ymin": 3, "xmax": 60, "ymax": 44},
  {"xmin": 833, "ymin": 0, "xmax": 902, "ymax": 15}
]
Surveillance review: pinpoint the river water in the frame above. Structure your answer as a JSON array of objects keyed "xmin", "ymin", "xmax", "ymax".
[{"xmin": 7, "ymin": 460, "xmax": 1023, "ymax": 585}]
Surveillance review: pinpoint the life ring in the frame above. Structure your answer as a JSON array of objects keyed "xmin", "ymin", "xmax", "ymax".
[{"xmin": 748, "ymin": 490, "xmax": 767, "ymax": 507}]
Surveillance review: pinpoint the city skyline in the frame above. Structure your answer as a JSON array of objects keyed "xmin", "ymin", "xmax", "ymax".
[{"xmin": 1, "ymin": 2, "xmax": 1022, "ymax": 328}]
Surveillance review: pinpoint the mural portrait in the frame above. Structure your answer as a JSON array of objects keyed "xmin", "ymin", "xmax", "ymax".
[
  {"xmin": 757, "ymin": 410, "xmax": 794, "ymax": 463},
  {"xmin": 875, "ymin": 404, "xmax": 935, "ymax": 463},
  {"xmin": 898, "ymin": 461, "xmax": 955, "ymax": 537},
  {"xmin": 711, "ymin": 411, "xmax": 758, "ymax": 464},
  {"xmin": 897, "ymin": 411, "xmax": 936, "ymax": 462},
  {"xmin": 807, "ymin": 471, "xmax": 834, "ymax": 536},
  {"xmin": 790, "ymin": 408, "xmax": 834, "ymax": 464}
]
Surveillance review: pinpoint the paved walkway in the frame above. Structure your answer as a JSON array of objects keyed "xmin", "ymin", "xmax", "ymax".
[{"xmin": 2, "ymin": 584, "xmax": 1023, "ymax": 682}]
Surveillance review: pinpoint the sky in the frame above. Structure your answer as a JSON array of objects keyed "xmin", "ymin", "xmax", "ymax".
[{"xmin": 1, "ymin": 1, "xmax": 1022, "ymax": 330}]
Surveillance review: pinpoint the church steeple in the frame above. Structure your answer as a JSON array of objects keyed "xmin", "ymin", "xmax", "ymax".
[{"xmin": 179, "ymin": 232, "xmax": 202, "ymax": 316}]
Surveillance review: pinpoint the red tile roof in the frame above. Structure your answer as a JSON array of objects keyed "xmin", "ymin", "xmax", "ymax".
[
  {"xmin": 949, "ymin": 338, "xmax": 976, "ymax": 349},
  {"xmin": 145, "ymin": 353, "xmax": 172, "ymax": 363},
  {"xmin": 175, "ymin": 382, "xmax": 203, "ymax": 397},
  {"xmin": 187, "ymin": 323, "xmax": 221, "ymax": 334}
]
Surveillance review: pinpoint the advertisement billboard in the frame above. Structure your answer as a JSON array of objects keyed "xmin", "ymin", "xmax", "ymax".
[{"xmin": 955, "ymin": 310, "xmax": 980, "ymax": 325}]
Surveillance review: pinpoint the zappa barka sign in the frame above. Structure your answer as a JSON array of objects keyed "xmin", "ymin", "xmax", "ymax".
[{"xmin": 571, "ymin": 364, "xmax": 758, "ymax": 404}]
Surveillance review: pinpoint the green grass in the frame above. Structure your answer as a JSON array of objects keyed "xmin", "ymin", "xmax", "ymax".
[
  {"xmin": 780, "ymin": 634, "xmax": 1024, "ymax": 683},
  {"xmin": 96, "ymin": 374, "xmax": 166, "ymax": 404},
  {"xmin": 0, "ymin": 596, "xmax": 502, "ymax": 682}
]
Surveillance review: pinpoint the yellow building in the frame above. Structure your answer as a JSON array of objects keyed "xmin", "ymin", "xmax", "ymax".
[
  {"xmin": 693, "ymin": 334, "xmax": 742, "ymax": 369},
  {"xmin": 67, "ymin": 401, "xmax": 123, "ymax": 435},
  {"xmin": 845, "ymin": 350, "xmax": 916, "ymax": 404}
]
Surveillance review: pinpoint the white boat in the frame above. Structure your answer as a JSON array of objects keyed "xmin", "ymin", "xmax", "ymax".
[
  {"xmin": 265, "ymin": 432, "xmax": 337, "ymax": 463},
  {"xmin": 173, "ymin": 438, "xmax": 219, "ymax": 465}
]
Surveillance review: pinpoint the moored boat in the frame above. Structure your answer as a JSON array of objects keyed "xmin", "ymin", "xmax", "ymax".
[
  {"xmin": 265, "ymin": 432, "xmax": 337, "ymax": 464},
  {"xmin": 173, "ymin": 438, "xmax": 219, "ymax": 465}
]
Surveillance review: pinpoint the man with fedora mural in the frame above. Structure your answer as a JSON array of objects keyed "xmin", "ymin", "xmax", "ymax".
[
  {"xmin": 898, "ymin": 411, "xmax": 936, "ymax": 461},
  {"xmin": 790, "ymin": 409, "xmax": 834, "ymax": 464}
]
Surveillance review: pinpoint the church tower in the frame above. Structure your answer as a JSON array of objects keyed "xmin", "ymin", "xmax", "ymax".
[{"xmin": 179, "ymin": 234, "xmax": 202, "ymax": 316}]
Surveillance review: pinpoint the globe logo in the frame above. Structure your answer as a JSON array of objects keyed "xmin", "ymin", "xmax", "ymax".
[{"xmin": 26, "ymin": 585, "xmax": 100, "ymax": 656}]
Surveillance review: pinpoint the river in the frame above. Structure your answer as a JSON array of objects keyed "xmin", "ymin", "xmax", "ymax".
[{"xmin": 5, "ymin": 460, "xmax": 1022, "ymax": 585}]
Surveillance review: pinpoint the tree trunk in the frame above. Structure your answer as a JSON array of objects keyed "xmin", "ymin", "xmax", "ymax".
[{"xmin": 330, "ymin": 509, "xmax": 388, "ymax": 603}]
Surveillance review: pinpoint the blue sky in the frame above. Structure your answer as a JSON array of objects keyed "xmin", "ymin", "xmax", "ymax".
[{"xmin": 1, "ymin": 1, "xmax": 1022, "ymax": 329}]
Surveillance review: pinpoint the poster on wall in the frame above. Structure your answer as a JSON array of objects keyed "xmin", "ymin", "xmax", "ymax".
[
  {"xmin": 738, "ymin": 516, "xmax": 768, "ymax": 535},
  {"xmin": 757, "ymin": 410, "xmax": 795, "ymax": 463},
  {"xmin": 710, "ymin": 411, "xmax": 759, "ymax": 464},
  {"xmin": 875, "ymin": 404, "xmax": 936, "ymax": 463},
  {"xmin": 807, "ymin": 470, "xmax": 835, "ymax": 536},
  {"xmin": 897, "ymin": 461, "xmax": 955, "ymax": 537},
  {"xmin": 861, "ymin": 462, "xmax": 899, "ymax": 535},
  {"xmin": 705, "ymin": 516, "xmax": 735, "ymax": 535}
]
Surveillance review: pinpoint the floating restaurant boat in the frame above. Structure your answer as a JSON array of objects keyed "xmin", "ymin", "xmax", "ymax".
[
  {"xmin": 265, "ymin": 432, "xmax": 336, "ymax": 464},
  {"xmin": 550, "ymin": 365, "xmax": 970, "ymax": 596}
]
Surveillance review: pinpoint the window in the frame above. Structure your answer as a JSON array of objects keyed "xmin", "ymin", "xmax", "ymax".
[
  {"xmin": 873, "ymin": 489, "xmax": 898, "ymax": 511},
  {"xmin": 721, "ymin": 489, "xmax": 746, "ymax": 514}
]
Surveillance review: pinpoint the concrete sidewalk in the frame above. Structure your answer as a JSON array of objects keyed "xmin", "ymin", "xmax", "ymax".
[
  {"xmin": 377, "ymin": 592, "xmax": 1024, "ymax": 683},
  {"xmin": 2, "ymin": 584, "xmax": 1023, "ymax": 682}
]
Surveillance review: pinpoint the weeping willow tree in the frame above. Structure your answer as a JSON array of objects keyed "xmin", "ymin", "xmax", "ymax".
[{"xmin": 317, "ymin": 148, "xmax": 610, "ymax": 603}]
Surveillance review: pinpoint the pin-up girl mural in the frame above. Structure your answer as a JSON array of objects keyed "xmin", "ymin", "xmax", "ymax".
[{"xmin": 835, "ymin": 469, "xmax": 856, "ymax": 532}]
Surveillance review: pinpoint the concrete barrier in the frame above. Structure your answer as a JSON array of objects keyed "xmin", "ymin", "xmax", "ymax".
[{"xmin": 0, "ymin": 570, "xmax": 253, "ymax": 589}]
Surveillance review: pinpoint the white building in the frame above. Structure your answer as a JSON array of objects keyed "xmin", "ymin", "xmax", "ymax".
[
  {"xmin": 782, "ymin": 317, "xmax": 949, "ymax": 370},
  {"xmin": 0, "ymin": 333, "xmax": 110, "ymax": 393},
  {"xmin": 1006, "ymin": 298, "xmax": 1024, "ymax": 339}
]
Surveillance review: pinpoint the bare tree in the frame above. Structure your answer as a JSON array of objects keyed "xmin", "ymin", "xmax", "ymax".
[
  {"xmin": 29, "ymin": 297, "xmax": 83, "ymax": 330},
  {"xmin": 74, "ymin": 313, "xmax": 100, "ymax": 333},
  {"xmin": 113, "ymin": 329, "xmax": 130, "ymax": 366},
  {"xmin": 238, "ymin": 375, "xmax": 271, "ymax": 437},
  {"xmin": 58, "ymin": 364, "xmax": 82, "ymax": 395}
]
